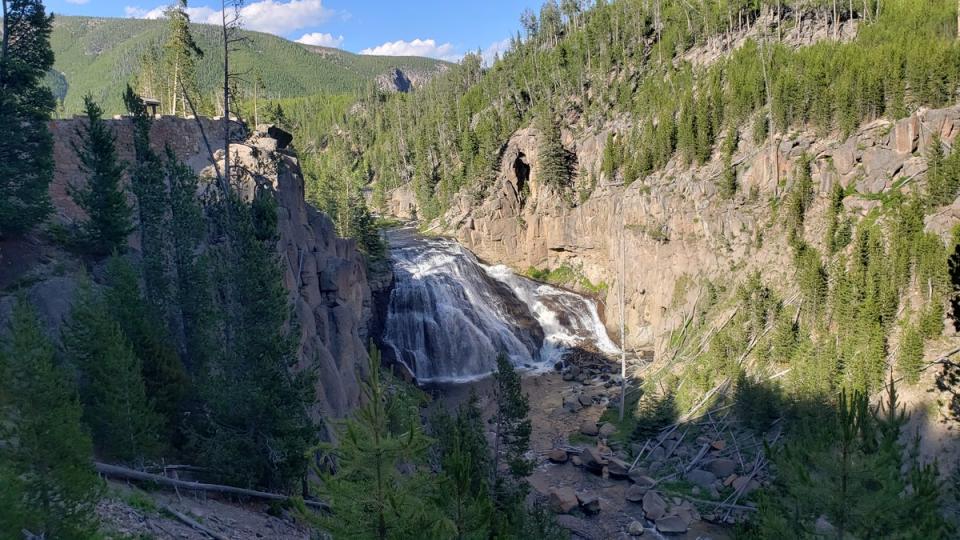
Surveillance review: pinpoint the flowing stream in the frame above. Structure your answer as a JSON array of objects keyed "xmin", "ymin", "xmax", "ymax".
[{"xmin": 382, "ymin": 227, "xmax": 619, "ymax": 382}]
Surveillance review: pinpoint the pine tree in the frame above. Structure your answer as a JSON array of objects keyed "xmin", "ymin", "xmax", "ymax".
[
  {"xmin": 104, "ymin": 255, "xmax": 189, "ymax": 439},
  {"xmin": 163, "ymin": 0, "xmax": 204, "ymax": 117},
  {"xmin": 124, "ymin": 86, "xmax": 176, "ymax": 317},
  {"xmin": 62, "ymin": 281, "xmax": 163, "ymax": 463},
  {"xmin": 491, "ymin": 353, "xmax": 532, "ymax": 485},
  {"xmin": 310, "ymin": 346, "xmax": 435, "ymax": 539},
  {"xmin": 897, "ymin": 325, "xmax": 923, "ymax": 384},
  {"xmin": 0, "ymin": 0, "xmax": 55, "ymax": 236},
  {"xmin": 432, "ymin": 392, "xmax": 494, "ymax": 539},
  {"xmin": 165, "ymin": 147, "xmax": 218, "ymax": 369},
  {"xmin": 69, "ymin": 95, "xmax": 133, "ymax": 254},
  {"xmin": 192, "ymin": 190, "xmax": 313, "ymax": 491},
  {"xmin": 0, "ymin": 298, "xmax": 100, "ymax": 538},
  {"xmin": 536, "ymin": 108, "xmax": 571, "ymax": 190}
]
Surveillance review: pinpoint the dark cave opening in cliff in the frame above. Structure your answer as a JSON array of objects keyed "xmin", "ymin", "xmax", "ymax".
[{"xmin": 514, "ymin": 152, "xmax": 530, "ymax": 207}]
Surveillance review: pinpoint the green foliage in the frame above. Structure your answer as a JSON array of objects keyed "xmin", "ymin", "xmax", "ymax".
[
  {"xmin": 824, "ymin": 181, "xmax": 851, "ymax": 254},
  {"xmin": 0, "ymin": 0, "xmax": 55, "ymax": 236},
  {"xmin": 0, "ymin": 298, "xmax": 101, "ymax": 538},
  {"xmin": 104, "ymin": 255, "xmax": 190, "ymax": 440},
  {"xmin": 62, "ymin": 281, "xmax": 163, "ymax": 462},
  {"xmin": 49, "ymin": 15, "xmax": 448, "ymax": 114},
  {"xmin": 925, "ymin": 133, "xmax": 960, "ymax": 207},
  {"xmin": 190, "ymin": 188, "xmax": 314, "ymax": 491},
  {"xmin": 491, "ymin": 352, "xmax": 532, "ymax": 483},
  {"xmin": 733, "ymin": 372, "xmax": 782, "ymax": 433},
  {"xmin": 786, "ymin": 153, "xmax": 814, "ymax": 235},
  {"xmin": 430, "ymin": 393, "xmax": 494, "ymax": 539},
  {"xmin": 748, "ymin": 381, "xmax": 953, "ymax": 539},
  {"xmin": 536, "ymin": 108, "xmax": 573, "ymax": 190},
  {"xmin": 898, "ymin": 323, "xmax": 924, "ymax": 384},
  {"xmin": 69, "ymin": 95, "xmax": 134, "ymax": 255},
  {"xmin": 302, "ymin": 0, "xmax": 960, "ymax": 224},
  {"xmin": 628, "ymin": 391, "xmax": 677, "ymax": 442},
  {"xmin": 311, "ymin": 345, "xmax": 435, "ymax": 539},
  {"xmin": 159, "ymin": 0, "xmax": 203, "ymax": 117}
]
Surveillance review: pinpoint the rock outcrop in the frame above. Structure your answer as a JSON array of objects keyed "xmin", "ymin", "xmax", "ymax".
[
  {"xmin": 1, "ymin": 117, "xmax": 372, "ymax": 419},
  {"xmin": 417, "ymin": 105, "xmax": 960, "ymax": 353}
]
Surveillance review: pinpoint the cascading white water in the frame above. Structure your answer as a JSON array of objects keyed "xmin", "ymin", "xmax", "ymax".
[{"xmin": 382, "ymin": 227, "xmax": 619, "ymax": 382}]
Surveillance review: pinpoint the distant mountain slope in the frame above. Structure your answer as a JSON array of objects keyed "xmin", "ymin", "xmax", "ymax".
[{"xmin": 49, "ymin": 15, "xmax": 448, "ymax": 114}]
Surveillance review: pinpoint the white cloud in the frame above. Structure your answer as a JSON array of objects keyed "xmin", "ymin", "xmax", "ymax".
[
  {"xmin": 481, "ymin": 38, "xmax": 511, "ymax": 66},
  {"xmin": 360, "ymin": 38, "xmax": 458, "ymax": 61},
  {"xmin": 66, "ymin": 0, "xmax": 90, "ymax": 5},
  {"xmin": 126, "ymin": 0, "xmax": 334, "ymax": 36},
  {"xmin": 295, "ymin": 32, "xmax": 344, "ymax": 48},
  {"xmin": 124, "ymin": 5, "xmax": 167, "ymax": 18}
]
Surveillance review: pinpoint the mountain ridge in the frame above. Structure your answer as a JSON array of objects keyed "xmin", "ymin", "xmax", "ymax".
[{"xmin": 48, "ymin": 15, "xmax": 450, "ymax": 114}]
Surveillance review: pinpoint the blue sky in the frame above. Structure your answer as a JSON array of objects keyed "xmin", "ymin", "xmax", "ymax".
[{"xmin": 45, "ymin": 0, "xmax": 541, "ymax": 62}]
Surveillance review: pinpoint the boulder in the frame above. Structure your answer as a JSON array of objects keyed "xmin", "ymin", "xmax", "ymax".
[
  {"xmin": 627, "ymin": 520, "xmax": 645, "ymax": 536},
  {"xmin": 732, "ymin": 475, "xmax": 760, "ymax": 495},
  {"xmin": 606, "ymin": 457, "xmax": 630, "ymax": 479},
  {"xmin": 815, "ymin": 515, "xmax": 837, "ymax": 536},
  {"xmin": 655, "ymin": 515, "xmax": 689, "ymax": 534},
  {"xmin": 549, "ymin": 486, "xmax": 579, "ymax": 514},
  {"xmin": 580, "ymin": 447, "xmax": 607, "ymax": 472},
  {"xmin": 598, "ymin": 422, "xmax": 617, "ymax": 437},
  {"xmin": 686, "ymin": 469, "xmax": 716, "ymax": 489},
  {"xmin": 580, "ymin": 421, "xmax": 599, "ymax": 437},
  {"xmin": 648, "ymin": 447, "xmax": 666, "ymax": 461},
  {"xmin": 642, "ymin": 490, "xmax": 667, "ymax": 521},
  {"xmin": 571, "ymin": 455, "xmax": 583, "ymax": 467},
  {"xmin": 625, "ymin": 484, "xmax": 649, "ymax": 502},
  {"xmin": 563, "ymin": 396, "xmax": 582, "ymax": 413},
  {"xmin": 267, "ymin": 125, "xmax": 293, "ymax": 149},
  {"xmin": 577, "ymin": 493, "xmax": 601, "ymax": 515},
  {"xmin": 548, "ymin": 448, "xmax": 569, "ymax": 464},
  {"xmin": 629, "ymin": 471, "xmax": 655, "ymax": 487},
  {"xmin": 706, "ymin": 458, "xmax": 737, "ymax": 478},
  {"xmin": 578, "ymin": 394, "xmax": 593, "ymax": 407}
]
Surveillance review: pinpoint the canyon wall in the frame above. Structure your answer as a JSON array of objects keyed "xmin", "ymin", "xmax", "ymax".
[
  {"xmin": 425, "ymin": 106, "xmax": 960, "ymax": 354},
  {"xmin": 1, "ymin": 116, "xmax": 371, "ymax": 418}
]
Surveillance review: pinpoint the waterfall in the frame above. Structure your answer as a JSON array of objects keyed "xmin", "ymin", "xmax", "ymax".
[{"xmin": 382, "ymin": 227, "xmax": 619, "ymax": 383}]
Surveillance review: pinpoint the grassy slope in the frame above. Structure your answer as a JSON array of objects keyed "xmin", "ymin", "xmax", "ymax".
[{"xmin": 49, "ymin": 15, "xmax": 447, "ymax": 114}]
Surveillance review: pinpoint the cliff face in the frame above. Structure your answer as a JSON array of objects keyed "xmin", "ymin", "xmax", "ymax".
[
  {"xmin": 223, "ymin": 128, "xmax": 372, "ymax": 418},
  {"xmin": 0, "ymin": 117, "xmax": 371, "ymax": 418},
  {"xmin": 425, "ymin": 106, "xmax": 960, "ymax": 354}
]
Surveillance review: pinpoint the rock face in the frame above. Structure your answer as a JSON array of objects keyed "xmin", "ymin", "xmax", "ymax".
[
  {"xmin": 417, "ymin": 105, "xmax": 960, "ymax": 353},
  {"xmin": 1, "ymin": 117, "xmax": 372, "ymax": 420},
  {"xmin": 231, "ymin": 127, "xmax": 372, "ymax": 418}
]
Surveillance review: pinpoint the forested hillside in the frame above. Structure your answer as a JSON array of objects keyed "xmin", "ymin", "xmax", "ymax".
[
  {"xmin": 48, "ymin": 15, "xmax": 447, "ymax": 114},
  {"xmin": 281, "ymin": 0, "xmax": 960, "ymax": 536}
]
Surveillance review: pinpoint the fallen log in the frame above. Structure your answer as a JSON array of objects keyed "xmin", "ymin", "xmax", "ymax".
[
  {"xmin": 94, "ymin": 462, "xmax": 328, "ymax": 510},
  {"xmin": 162, "ymin": 505, "xmax": 229, "ymax": 540}
]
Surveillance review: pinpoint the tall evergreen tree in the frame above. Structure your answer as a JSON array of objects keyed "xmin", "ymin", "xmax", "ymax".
[
  {"xmin": 536, "ymin": 108, "xmax": 572, "ymax": 190},
  {"xmin": 431, "ymin": 393, "xmax": 494, "ymax": 539},
  {"xmin": 191, "ymin": 189, "xmax": 313, "ymax": 491},
  {"xmin": 69, "ymin": 95, "xmax": 133, "ymax": 254},
  {"xmin": 163, "ymin": 0, "xmax": 204, "ymax": 117},
  {"xmin": 0, "ymin": 298, "xmax": 100, "ymax": 538},
  {"xmin": 62, "ymin": 281, "xmax": 163, "ymax": 463},
  {"xmin": 104, "ymin": 255, "xmax": 190, "ymax": 439},
  {"xmin": 311, "ymin": 346, "xmax": 435, "ymax": 539},
  {"xmin": 0, "ymin": 0, "xmax": 55, "ymax": 236},
  {"xmin": 165, "ymin": 147, "xmax": 218, "ymax": 368}
]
